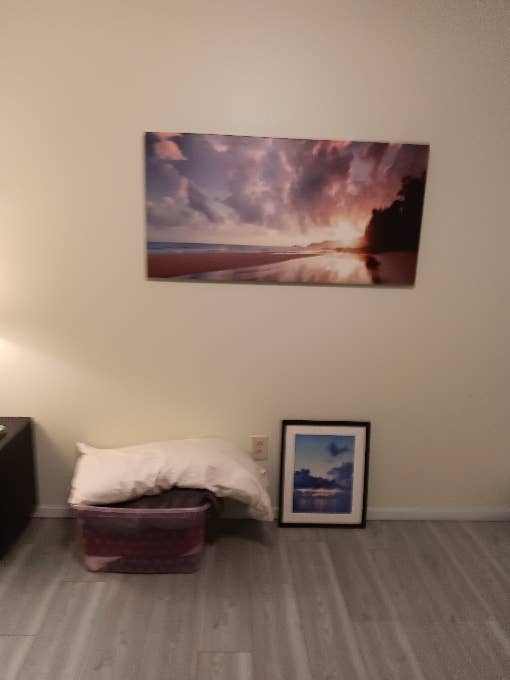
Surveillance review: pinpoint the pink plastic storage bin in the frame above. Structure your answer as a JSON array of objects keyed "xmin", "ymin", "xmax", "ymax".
[{"xmin": 73, "ymin": 500, "xmax": 210, "ymax": 573}]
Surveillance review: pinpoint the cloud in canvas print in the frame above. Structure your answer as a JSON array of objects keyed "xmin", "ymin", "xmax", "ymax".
[
  {"xmin": 145, "ymin": 132, "xmax": 429, "ymax": 285},
  {"xmin": 293, "ymin": 434, "xmax": 355, "ymax": 514}
]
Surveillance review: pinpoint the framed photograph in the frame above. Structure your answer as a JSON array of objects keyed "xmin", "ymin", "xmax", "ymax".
[
  {"xmin": 145, "ymin": 132, "xmax": 429, "ymax": 286},
  {"xmin": 278, "ymin": 420, "xmax": 370, "ymax": 527}
]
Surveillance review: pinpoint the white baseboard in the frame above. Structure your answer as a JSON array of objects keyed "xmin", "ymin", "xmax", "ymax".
[
  {"xmin": 34, "ymin": 505, "xmax": 74, "ymax": 518},
  {"xmin": 367, "ymin": 507, "xmax": 510, "ymax": 521},
  {"xmin": 35, "ymin": 504, "xmax": 510, "ymax": 522},
  {"xmin": 273, "ymin": 505, "xmax": 510, "ymax": 521}
]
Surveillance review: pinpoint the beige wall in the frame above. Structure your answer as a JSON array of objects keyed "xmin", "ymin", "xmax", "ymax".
[{"xmin": 1, "ymin": 0, "xmax": 508, "ymax": 511}]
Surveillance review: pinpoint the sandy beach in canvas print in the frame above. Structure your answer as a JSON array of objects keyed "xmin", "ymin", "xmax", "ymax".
[{"xmin": 145, "ymin": 132, "xmax": 429, "ymax": 285}]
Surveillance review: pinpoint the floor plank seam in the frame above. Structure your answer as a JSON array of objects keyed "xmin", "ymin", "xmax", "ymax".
[
  {"xmin": 459, "ymin": 521, "xmax": 510, "ymax": 588},
  {"xmin": 352, "ymin": 530, "xmax": 428, "ymax": 680},
  {"xmin": 426, "ymin": 522, "xmax": 504, "ymax": 621}
]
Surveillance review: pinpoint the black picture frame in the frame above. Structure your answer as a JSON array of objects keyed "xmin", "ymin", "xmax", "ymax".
[{"xmin": 278, "ymin": 420, "xmax": 370, "ymax": 528}]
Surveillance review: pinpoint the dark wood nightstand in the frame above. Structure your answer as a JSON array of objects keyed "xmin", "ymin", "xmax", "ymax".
[{"xmin": 0, "ymin": 417, "xmax": 37, "ymax": 556}]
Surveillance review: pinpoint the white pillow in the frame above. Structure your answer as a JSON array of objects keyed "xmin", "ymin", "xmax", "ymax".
[{"xmin": 68, "ymin": 437, "xmax": 273, "ymax": 521}]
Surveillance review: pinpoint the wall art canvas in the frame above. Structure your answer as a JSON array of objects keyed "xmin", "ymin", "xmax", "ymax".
[
  {"xmin": 145, "ymin": 132, "xmax": 429, "ymax": 286},
  {"xmin": 279, "ymin": 420, "xmax": 370, "ymax": 527}
]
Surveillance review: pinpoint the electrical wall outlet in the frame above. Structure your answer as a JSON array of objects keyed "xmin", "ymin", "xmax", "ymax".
[{"xmin": 250, "ymin": 435, "xmax": 269, "ymax": 460}]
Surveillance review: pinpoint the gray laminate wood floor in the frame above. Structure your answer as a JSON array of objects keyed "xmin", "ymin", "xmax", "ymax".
[{"xmin": 1, "ymin": 518, "xmax": 509, "ymax": 680}]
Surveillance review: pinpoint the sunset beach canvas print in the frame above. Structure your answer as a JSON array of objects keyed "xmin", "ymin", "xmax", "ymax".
[{"xmin": 145, "ymin": 132, "xmax": 429, "ymax": 285}]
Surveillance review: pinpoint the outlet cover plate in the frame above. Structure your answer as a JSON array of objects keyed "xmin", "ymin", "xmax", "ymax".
[{"xmin": 250, "ymin": 435, "xmax": 269, "ymax": 460}]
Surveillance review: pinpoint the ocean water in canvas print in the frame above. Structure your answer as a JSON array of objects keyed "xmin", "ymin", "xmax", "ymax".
[
  {"xmin": 293, "ymin": 434, "xmax": 354, "ymax": 514},
  {"xmin": 145, "ymin": 132, "xmax": 429, "ymax": 285}
]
